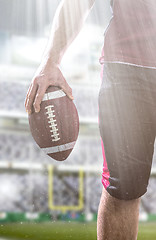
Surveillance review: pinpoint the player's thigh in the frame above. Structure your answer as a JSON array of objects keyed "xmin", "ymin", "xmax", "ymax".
[{"xmin": 98, "ymin": 64, "xmax": 156, "ymax": 200}]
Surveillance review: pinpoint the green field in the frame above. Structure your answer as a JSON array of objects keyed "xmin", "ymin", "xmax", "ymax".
[{"xmin": 0, "ymin": 222, "xmax": 156, "ymax": 240}]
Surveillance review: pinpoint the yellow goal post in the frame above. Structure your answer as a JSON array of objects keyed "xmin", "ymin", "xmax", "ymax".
[{"xmin": 48, "ymin": 165, "xmax": 84, "ymax": 213}]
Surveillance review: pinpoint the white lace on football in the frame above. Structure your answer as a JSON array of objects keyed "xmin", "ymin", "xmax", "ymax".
[{"xmin": 45, "ymin": 105, "xmax": 60, "ymax": 142}]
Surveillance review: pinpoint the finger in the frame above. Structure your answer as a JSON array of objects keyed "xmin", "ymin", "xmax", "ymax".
[
  {"xmin": 26, "ymin": 83, "xmax": 38, "ymax": 114},
  {"xmin": 60, "ymin": 82, "xmax": 74, "ymax": 100},
  {"xmin": 25, "ymin": 84, "xmax": 32, "ymax": 110},
  {"xmin": 33, "ymin": 84, "xmax": 48, "ymax": 113}
]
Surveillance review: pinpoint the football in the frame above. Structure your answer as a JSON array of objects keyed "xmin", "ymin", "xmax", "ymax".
[{"xmin": 28, "ymin": 86, "xmax": 79, "ymax": 161}]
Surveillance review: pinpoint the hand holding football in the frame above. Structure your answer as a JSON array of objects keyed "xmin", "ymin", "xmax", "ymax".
[{"xmin": 29, "ymin": 86, "xmax": 79, "ymax": 161}]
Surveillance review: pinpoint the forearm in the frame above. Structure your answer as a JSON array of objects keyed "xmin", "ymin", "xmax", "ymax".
[
  {"xmin": 43, "ymin": 0, "xmax": 95, "ymax": 65},
  {"xmin": 25, "ymin": 0, "xmax": 95, "ymax": 113}
]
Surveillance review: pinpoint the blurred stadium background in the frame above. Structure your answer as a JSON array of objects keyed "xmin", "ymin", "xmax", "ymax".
[{"xmin": 0, "ymin": 0, "xmax": 156, "ymax": 239}]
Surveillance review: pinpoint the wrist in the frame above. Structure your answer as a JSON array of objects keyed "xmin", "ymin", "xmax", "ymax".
[{"xmin": 42, "ymin": 48, "xmax": 63, "ymax": 66}]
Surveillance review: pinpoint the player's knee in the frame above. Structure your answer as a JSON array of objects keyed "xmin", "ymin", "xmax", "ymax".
[
  {"xmin": 106, "ymin": 178, "xmax": 148, "ymax": 200},
  {"xmin": 102, "ymin": 161, "xmax": 151, "ymax": 201}
]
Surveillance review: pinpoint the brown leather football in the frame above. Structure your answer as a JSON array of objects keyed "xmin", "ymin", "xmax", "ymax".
[{"xmin": 29, "ymin": 86, "xmax": 79, "ymax": 161}]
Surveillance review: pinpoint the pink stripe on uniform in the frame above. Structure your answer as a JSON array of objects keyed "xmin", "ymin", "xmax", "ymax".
[
  {"xmin": 101, "ymin": 138, "xmax": 110, "ymax": 189},
  {"xmin": 98, "ymin": 46, "xmax": 110, "ymax": 189}
]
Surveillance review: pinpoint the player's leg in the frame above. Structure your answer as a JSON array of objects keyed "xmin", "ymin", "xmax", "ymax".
[
  {"xmin": 97, "ymin": 63, "xmax": 156, "ymax": 239},
  {"xmin": 97, "ymin": 187, "xmax": 140, "ymax": 240}
]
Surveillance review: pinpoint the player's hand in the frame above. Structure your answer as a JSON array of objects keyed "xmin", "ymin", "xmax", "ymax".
[{"xmin": 25, "ymin": 60, "xmax": 74, "ymax": 115}]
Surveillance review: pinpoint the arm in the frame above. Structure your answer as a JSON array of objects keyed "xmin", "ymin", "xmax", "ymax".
[
  {"xmin": 44, "ymin": 0, "xmax": 95, "ymax": 64},
  {"xmin": 25, "ymin": 0, "xmax": 95, "ymax": 114}
]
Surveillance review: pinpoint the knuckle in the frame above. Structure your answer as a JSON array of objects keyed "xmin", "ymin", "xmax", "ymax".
[
  {"xmin": 33, "ymin": 96, "xmax": 41, "ymax": 106},
  {"xmin": 37, "ymin": 88, "xmax": 44, "ymax": 96},
  {"xmin": 33, "ymin": 77, "xmax": 39, "ymax": 85},
  {"xmin": 27, "ymin": 100, "xmax": 31, "ymax": 106},
  {"xmin": 33, "ymin": 102, "xmax": 37, "ymax": 108},
  {"xmin": 35, "ymin": 95, "xmax": 41, "ymax": 102},
  {"xmin": 49, "ymin": 79, "xmax": 56, "ymax": 86},
  {"xmin": 28, "ymin": 96, "xmax": 32, "ymax": 101}
]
